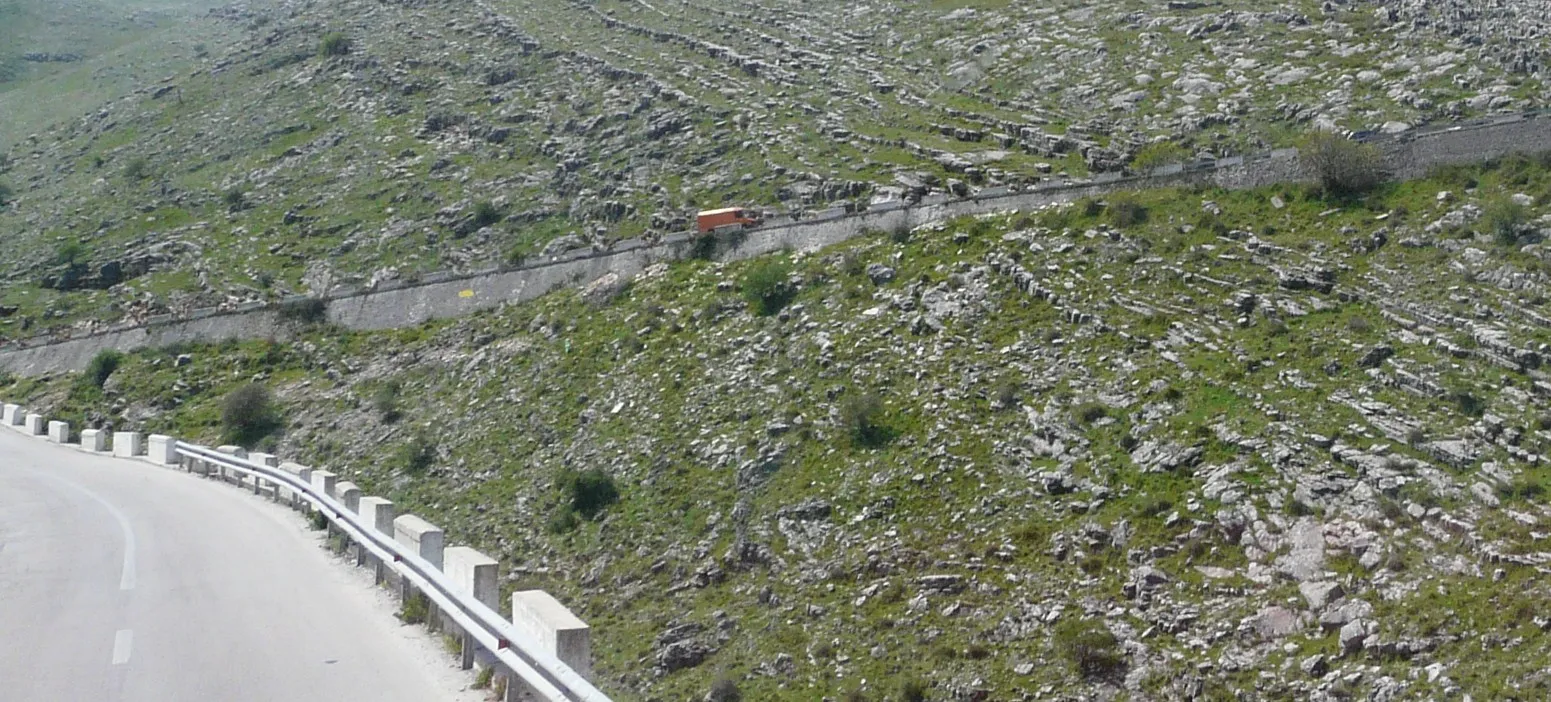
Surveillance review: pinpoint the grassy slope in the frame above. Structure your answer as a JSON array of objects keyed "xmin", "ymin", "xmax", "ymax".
[{"xmin": 7, "ymin": 156, "xmax": 1551, "ymax": 699}]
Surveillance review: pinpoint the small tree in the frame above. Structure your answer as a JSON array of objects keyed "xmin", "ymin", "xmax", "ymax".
[
  {"xmin": 278, "ymin": 296, "xmax": 328, "ymax": 325},
  {"xmin": 372, "ymin": 381, "xmax": 402, "ymax": 423},
  {"xmin": 1054, "ymin": 618, "xmax": 1124, "ymax": 679},
  {"xmin": 319, "ymin": 32, "xmax": 352, "ymax": 57},
  {"xmin": 740, "ymin": 259, "xmax": 796, "ymax": 316},
  {"xmin": 839, "ymin": 392, "xmax": 894, "ymax": 448},
  {"xmin": 395, "ymin": 432, "xmax": 436, "ymax": 473},
  {"xmin": 1300, "ymin": 132, "xmax": 1384, "ymax": 197},
  {"xmin": 1482, "ymin": 196, "xmax": 1529, "ymax": 247},
  {"xmin": 221, "ymin": 383, "xmax": 281, "ymax": 447},
  {"xmin": 1106, "ymin": 196, "xmax": 1148, "ymax": 228},
  {"xmin": 222, "ymin": 187, "xmax": 247, "ymax": 212},
  {"xmin": 84, "ymin": 350, "xmax": 125, "ymax": 389},
  {"xmin": 563, "ymin": 468, "xmax": 620, "ymax": 519},
  {"xmin": 122, "ymin": 158, "xmax": 150, "ymax": 181},
  {"xmin": 54, "ymin": 240, "xmax": 89, "ymax": 266},
  {"xmin": 471, "ymin": 200, "xmax": 503, "ymax": 229}
]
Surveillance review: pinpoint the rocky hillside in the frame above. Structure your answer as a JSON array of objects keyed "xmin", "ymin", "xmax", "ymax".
[
  {"xmin": 1, "ymin": 0, "xmax": 1546, "ymax": 341},
  {"xmin": 8, "ymin": 154, "xmax": 1551, "ymax": 700}
]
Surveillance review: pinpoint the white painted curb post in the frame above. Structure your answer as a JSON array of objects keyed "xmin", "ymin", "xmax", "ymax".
[
  {"xmin": 113, "ymin": 432, "xmax": 143, "ymax": 458},
  {"xmin": 216, "ymin": 445, "xmax": 248, "ymax": 487},
  {"xmin": 392, "ymin": 515, "xmax": 444, "ymax": 620},
  {"xmin": 25, "ymin": 413, "xmax": 45, "ymax": 436},
  {"xmin": 309, "ymin": 470, "xmax": 338, "ymax": 539},
  {"xmin": 147, "ymin": 435, "xmax": 177, "ymax": 466},
  {"xmin": 1, "ymin": 404, "xmax": 22, "ymax": 426},
  {"xmin": 508, "ymin": 591, "xmax": 593, "ymax": 701},
  {"xmin": 47, "ymin": 420, "xmax": 69, "ymax": 444},
  {"xmin": 279, "ymin": 462, "xmax": 309, "ymax": 507},
  {"xmin": 248, "ymin": 452, "xmax": 279, "ymax": 496},
  {"xmin": 357, "ymin": 497, "xmax": 396, "ymax": 583},
  {"xmin": 81, "ymin": 429, "xmax": 107, "ymax": 452},
  {"xmin": 444, "ymin": 547, "xmax": 499, "ymax": 670}
]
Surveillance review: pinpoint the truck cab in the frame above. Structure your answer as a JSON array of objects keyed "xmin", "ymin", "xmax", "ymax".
[{"xmin": 696, "ymin": 207, "xmax": 761, "ymax": 234}]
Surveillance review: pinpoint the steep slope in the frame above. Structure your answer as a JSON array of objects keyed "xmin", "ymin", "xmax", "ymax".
[
  {"xmin": 1, "ymin": 0, "xmax": 1546, "ymax": 343},
  {"xmin": 8, "ymin": 156, "xmax": 1551, "ymax": 700}
]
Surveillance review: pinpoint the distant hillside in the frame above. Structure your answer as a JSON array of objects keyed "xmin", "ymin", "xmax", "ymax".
[{"xmin": 1, "ymin": 0, "xmax": 1545, "ymax": 344}]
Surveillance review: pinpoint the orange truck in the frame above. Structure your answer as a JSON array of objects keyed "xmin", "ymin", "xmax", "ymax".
[{"xmin": 696, "ymin": 207, "xmax": 760, "ymax": 234}]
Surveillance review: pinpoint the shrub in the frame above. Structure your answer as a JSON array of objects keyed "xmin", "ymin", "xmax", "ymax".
[
  {"xmin": 84, "ymin": 350, "xmax": 125, "ymax": 389},
  {"xmin": 839, "ymin": 392, "xmax": 893, "ymax": 448},
  {"xmin": 1451, "ymin": 390, "xmax": 1485, "ymax": 418},
  {"xmin": 0, "ymin": 182, "xmax": 12, "ymax": 208},
  {"xmin": 1054, "ymin": 618, "xmax": 1124, "ymax": 679},
  {"xmin": 547, "ymin": 508, "xmax": 581, "ymax": 535},
  {"xmin": 1072, "ymin": 401, "xmax": 1108, "ymax": 425},
  {"xmin": 993, "ymin": 381, "xmax": 1019, "ymax": 409},
  {"xmin": 473, "ymin": 667, "xmax": 494, "ymax": 690},
  {"xmin": 319, "ymin": 32, "xmax": 352, "ymax": 57},
  {"xmin": 1482, "ymin": 196, "xmax": 1530, "ymax": 247},
  {"xmin": 1106, "ymin": 196, "xmax": 1149, "ymax": 228},
  {"xmin": 1130, "ymin": 142, "xmax": 1190, "ymax": 173},
  {"xmin": 308, "ymin": 509, "xmax": 329, "ymax": 530},
  {"xmin": 563, "ymin": 468, "xmax": 619, "ymax": 519},
  {"xmin": 896, "ymin": 679, "xmax": 927, "ymax": 702},
  {"xmin": 395, "ymin": 432, "xmax": 436, "ymax": 473},
  {"xmin": 372, "ymin": 381, "xmax": 402, "ymax": 422},
  {"xmin": 123, "ymin": 158, "xmax": 150, "ymax": 181},
  {"xmin": 54, "ymin": 240, "xmax": 89, "ymax": 266},
  {"xmin": 221, "ymin": 383, "xmax": 281, "ymax": 447},
  {"xmin": 471, "ymin": 200, "xmax": 503, "ymax": 229},
  {"xmin": 278, "ymin": 296, "xmax": 328, "ymax": 325},
  {"xmin": 1300, "ymin": 132, "xmax": 1384, "ymax": 197},
  {"xmin": 399, "ymin": 592, "xmax": 428, "ymax": 624},
  {"xmin": 707, "ymin": 677, "xmax": 742, "ymax": 702},
  {"xmin": 740, "ymin": 259, "xmax": 796, "ymax": 316},
  {"xmin": 222, "ymin": 187, "xmax": 246, "ymax": 212}
]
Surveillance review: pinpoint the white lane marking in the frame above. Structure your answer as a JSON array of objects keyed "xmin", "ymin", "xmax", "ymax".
[
  {"xmin": 23, "ymin": 469, "xmax": 138, "ymax": 591},
  {"xmin": 112, "ymin": 629, "xmax": 133, "ymax": 665}
]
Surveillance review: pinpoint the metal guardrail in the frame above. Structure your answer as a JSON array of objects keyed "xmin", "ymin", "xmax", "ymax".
[{"xmin": 175, "ymin": 442, "xmax": 612, "ymax": 702}]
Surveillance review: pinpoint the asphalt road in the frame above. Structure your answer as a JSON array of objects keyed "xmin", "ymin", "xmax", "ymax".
[{"xmin": 0, "ymin": 428, "xmax": 479, "ymax": 702}]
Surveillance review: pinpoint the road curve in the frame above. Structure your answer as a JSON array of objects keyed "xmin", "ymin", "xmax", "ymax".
[{"xmin": 0, "ymin": 428, "xmax": 479, "ymax": 702}]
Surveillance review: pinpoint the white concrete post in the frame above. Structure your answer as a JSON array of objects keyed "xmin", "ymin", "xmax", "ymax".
[
  {"xmin": 279, "ymin": 462, "xmax": 310, "ymax": 506},
  {"xmin": 393, "ymin": 515, "xmax": 445, "ymax": 607},
  {"xmin": 510, "ymin": 591, "xmax": 593, "ymax": 686},
  {"xmin": 1, "ymin": 404, "xmax": 22, "ymax": 426},
  {"xmin": 335, "ymin": 481, "xmax": 362, "ymax": 514},
  {"xmin": 248, "ymin": 452, "xmax": 279, "ymax": 496},
  {"xmin": 357, "ymin": 496, "xmax": 395, "ymax": 580},
  {"xmin": 216, "ymin": 445, "xmax": 248, "ymax": 486},
  {"xmin": 25, "ymin": 414, "xmax": 46, "ymax": 436},
  {"xmin": 310, "ymin": 469, "xmax": 337, "ymax": 498},
  {"xmin": 113, "ymin": 432, "xmax": 143, "ymax": 457},
  {"xmin": 147, "ymin": 435, "xmax": 177, "ymax": 465},
  {"xmin": 47, "ymin": 421, "xmax": 69, "ymax": 444},
  {"xmin": 80, "ymin": 429, "xmax": 107, "ymax": 452},
  {"xmin": 445, "ymin": 546, "xmax": 500, "ymax": 670}
]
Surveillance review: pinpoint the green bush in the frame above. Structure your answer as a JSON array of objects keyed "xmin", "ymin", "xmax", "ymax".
[
  {"xmin": 1106, "ymin": 196, "xmax": 1149, "ymax": 228},
  {"xmin": 221, "ymin": 383, "xmax": 281, "ymax": 448},
  {"xmin": 278, "ymin": 296, "xmax": 328, "ymax": 325},
  {"xmin": 54, "ymin": 240, "xmax": 89, "ymax": 266},
  {"xmin": 399, "ymin": 592, "xmax": 428, "ymax": 624},
  {"xmin": 896, "ymin": 679, "xmax": 927, "ymax": 702},
  {"xmin": 222, "ymin": 187, "xmax": 246, "ymax": 212},
  {"xmin": 563, "ymin": 468, "xmax": 620, "ymax": 519},
  {"xmin": 1300, "ymin": 132, "xmax": 1384, "ymax": 197},
  {"xmin": 547, "ymin": 508, "xmax": 581, "ymax": 535},
  {"xmin": 1130, "ymin": 142, "xmax": 1189, "ymax": 173},
  {"xmin": 1072, "ymin": 401, "xmax": 1108, "ymax": 425},
  {"xmin": 840, "ymin": 392, "xmax": 894, "ymax": 448},
  {"xmin": 1482, "ymin": 196, "xmax": 1530, "ymax": 246},
  {"xmin": 1054, "ymin": 618, "xmax": 1124, "ymax": 679},
  {"xmin": 471, "ymin": 200, "xmax": 503, "ymax": 229},
  {"xmin": 740, "ymin": 259, "xmax": 796, "ymax": 316},
  {"xmin": 1451, "ymin": 390, "xmax": 1485, "ymax": 418},
  {"xmin": 319, "ymin": 32, "xmax": 352, "ymax": 57},
  {"xmin": 707, "ymin": 677, "xmax": 742, "ymax": 702},
  {"xmin": 372, "ymin": 382, "xmax": 403, "ymax": 423},
  {"xmin": 395, "ymin": 432, "xmax": 436, "ymax": 473},
  {"xmin": 122, "ymin": 158, "xmax": 150, "ymax": 181},
  {"xmin": 0, "ymin": 182, "xmax": 12, "ymax": 208},
  {"xmin": 84, "ymin": 350, "xmax": 124, "ymax": 389}
]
